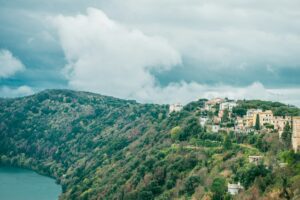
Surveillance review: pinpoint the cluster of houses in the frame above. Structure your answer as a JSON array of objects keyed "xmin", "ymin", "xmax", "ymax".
[
  {"xmin": 169, "ymin": 99, "xmax": 300, "ymax": 196},
  {"xmin": 235, "ymin": 109, "xmax": 292, "ymax": 136},
  {"xmin": 202, "ymin": 98, "xmax": 291, "ymax": 135},
  {"xmin": 202, "ymin": 98, "xmax": 300, "ymax": 152},
  {"xmin": 169, "ymin": 98, "xmax": 300, "ymax": 152}
]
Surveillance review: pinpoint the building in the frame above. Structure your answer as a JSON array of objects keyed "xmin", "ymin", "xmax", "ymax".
[
  {"xmin": 213, "ymin": 116, "xmax": 221, "ymax": 125},
  {"xmin": 272, "ymin": 116, "xmax": 292, "ymax": 137},
  {"xmin": 212, "ymin": 125, "xmax": 220, "ymax": 133},
  {"xmin": 279, "ymin": 163, "xmax": 288, "ymax": 168},
  {"xmin": 258, "ymin": 110, "xmax": 273, "ymax": 126},
  {"xmin": 236, "ymin": 108, "xmax": 292, "ymax": 136},
  {"xmin": 246, "ymin": 109, "xmax": 273, "ymax": 127},
  {"xmin": 243, "ymin": 109, "xmax": 262, "ymax": 127},
  {"xmin": 235, "ymin": 117, "xmax": 245, "ymax": 131},
  {"xmin": 199, "ymin": 117, "xmax": 208, "ymax": 127},
  {"xmin": 292, "ymin": 117, "xmax": 300, "ymax": 152},
  {"xmin": 248, "ymin": 156, "xmax": 263, "ymax": 165},
  {"xmin": 169, "ymin": 103, "xmax": 183, "ymax": 113},
  {"xmin": 246, "ymin": 109, "xmax": 262, "ymax": 117},
  {"xmin": 228, "ymin": 182, "xmax": 243, "ymax": 195},
  {"xmin": 219, "ymin": 102, "xmax": 237, "ymax": 111},
  {"xmin": 204, "ymin": 98, "xmax": 224, "ymax": 111}
]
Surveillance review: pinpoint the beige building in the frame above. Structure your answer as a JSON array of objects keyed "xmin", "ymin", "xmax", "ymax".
[
  {"xmin": 205, "ymin": 98, "xmax": 224, "ymax": 111},
  {"xmin": 272, "ymin": 116, "xmax": 292, "ymax": 137},
  {"xmin": 243, "ymin": 109, "xmax": 262, "ymax": 127},
  {"xmin": 236, "ymin": 109, "xmax": 293, "ymax": 137},
  {"xmin": 249, "ymin": 156, "xmax": 263, "ymax": 165},
  {"xmin": 219, "ymin": 101, "xmax": 237, "ymax": 111},
  {"xmin": 254, "ymin": 110, "xmax": 273, "ymax": 126},
  {"xmin": 169, "ymin": 103, "xmax": 183, "ymax": 113},
  {"xmin": 228, "ymin": 182, "xmax": 243, "ymax": 195},
  {"xmin": 292, "ymin": 117, "xmax": 300, "ymax": 152}
]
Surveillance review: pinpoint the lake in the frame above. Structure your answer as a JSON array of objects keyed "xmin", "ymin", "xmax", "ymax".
[{"xmin": 0, "ymin": 167, "xmax": 61, "ymax": 200}]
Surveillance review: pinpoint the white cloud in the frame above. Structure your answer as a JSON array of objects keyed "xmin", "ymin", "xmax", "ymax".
[
  {"xmin": 0, "ymin": 85, "xmax": 34, "ymax": 98},
  {"xmin": 0, "ymin": 49, "xmax": 25, "ymax": 78},
  {"xmin": 107, "ymin": 0, "xmax": 300, "ymax": 70},
  {"xmin": 52, "ymin": 8, "xmax": 181, "ymax": 99},
  {"xmin": 51, "ymin": 8, "xmax": 300, "ymax": 107},
  {"xmin": 134, "ymin": 81, "xmax": 300, "ymax": 107}
]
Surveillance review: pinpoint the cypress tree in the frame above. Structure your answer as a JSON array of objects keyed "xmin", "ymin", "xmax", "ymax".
[
  {"xmin": 281, "ymin": 122, "xmax": 292, "ymax": 149},
  {"xmin": 255, "ymin": 114, "xmax": 260, "ymax": 130}
]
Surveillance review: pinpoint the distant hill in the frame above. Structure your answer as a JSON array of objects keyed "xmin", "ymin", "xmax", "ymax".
[{"xmin": 0, "ymin": 90, "xmax": 299, "ymax": 200}]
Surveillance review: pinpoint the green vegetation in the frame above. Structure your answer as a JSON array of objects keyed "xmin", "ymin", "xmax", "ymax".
[
  {"xmin": 233, "ymin": 100, "xmax": 300, "ymax": 116},
  {"xmin": 281, "ymin": 122, "xmax": 292, "ymax": 149},
  {"xmin": 0, "ymin": 90, "xmax": 299, "ymax": 200},
  {"xmin": 255, "ymin": 114, "xmax": 260, "ymax": 130}
]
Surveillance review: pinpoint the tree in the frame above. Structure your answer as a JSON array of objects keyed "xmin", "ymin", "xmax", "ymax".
[
  {"xmin": 255, "ymin": 114, "xmax": 260, "ymax": 130},
  {"xmin": 221, "ymin": 109, "xmax": 229, "ymax": 123},
  {"xmin": 211, "ymin": 177, "xmax": 226, "ymax": 200},
  {"xmin": 232, "ymin": 107, "xmax": 247, "ymax": 117},
  {"xmin": 223, "ymin": 135, "xmax": 232, "ymax": 150},
  {"xmin": 181, "ymin": 176, "xmax": 202, "ymax": 195},
  {"xmin": 170, "ymin": 126, "xmax": 182, "ymax": 141},
  {"xmin": 281, "ymin": 122, "xmax": 292, "ymax": 149},
  {"xmin": 237, "ymin": 165, "xmax": 270, "ymax": 189}
]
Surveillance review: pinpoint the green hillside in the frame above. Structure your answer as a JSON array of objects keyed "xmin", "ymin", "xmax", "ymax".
[{"xmin": 0, "ymin": 90, "xmax": 299, "ymax": 200}]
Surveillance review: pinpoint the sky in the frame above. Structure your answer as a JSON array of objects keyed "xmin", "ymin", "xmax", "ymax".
[{"xmin": 0, "ymin": 0, "xmax": 300, "ymax": 106}]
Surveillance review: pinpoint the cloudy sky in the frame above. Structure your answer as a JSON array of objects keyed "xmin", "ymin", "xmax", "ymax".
[{"xmin": 0, "ymin": 0, "xmax": 300, "ymax": 106}]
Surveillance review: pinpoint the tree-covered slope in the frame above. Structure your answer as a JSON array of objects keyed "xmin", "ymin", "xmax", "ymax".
[
  {"xmin": 0, "ymin": 90, "xmax": 169, "ymax": 199},
  {"xmin": 0, "ymin": 90, "xmax": 299, "ymax": 200}
]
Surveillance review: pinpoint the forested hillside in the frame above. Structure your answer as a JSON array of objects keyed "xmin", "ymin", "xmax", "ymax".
[{"xmin": 0, "ymin": 90, "xmax": 299, "ymax": 200}]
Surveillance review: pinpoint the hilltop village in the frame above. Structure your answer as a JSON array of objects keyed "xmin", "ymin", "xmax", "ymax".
[
  {"xmin": 170, "ymin": 98, "xmax": 300, "ymax": 196},
  {"xmin": 170, "ymin": 98, "xmax": 300, "ymax": 153}
]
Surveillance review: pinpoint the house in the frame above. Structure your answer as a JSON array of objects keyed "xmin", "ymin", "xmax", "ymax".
[
  {"xmin": 235, "ymin": 116, "xmax": 245, "ymax": 131},
  {"xmin": 279, "ymin": 163, "xmax": 288, "ymax": 168},
  {"xmin": 245, "ymin": 109, "xmax": 273, "ymax": 128},
  {"xmin": 246, "ymin": 109, "xmax": 263, "ymax": 117},
  {"xmin": 272, "ymin": 116, "xmax": 292, "ymax": 137},
  {"xmin": 218, "ymin": 109, "xmax": 225, "ymax": 118},
  {"xmin": 199, "ymin": 117, "xmax": 208, "ymax": 127},
  {"xmin": 169, "ymin": 103, "xmax": 183, "ymax": 113},
  {"xmin": 249, "ymin": 156, "xmax": 263, "ymax": 165},
  {"xmin": 212, "ymin": 125, "xmax": 220, "ymax": 133},
  {"xmin": 204, "ymin": 98, "xmax": 224, "ymax": 111},
  {"xmin": 256, "ymin": 110, "xmax": 273, "ymax": 126},
  {"xmin": 292, "ymin": 117, "xmax": 300, "ymax": 152},
  {"xmin": 243, "ymin": 109, "xmax": 262, "ymax": 127},
  {"xmin": 213, "ymin": 116, "xmax": 221, "ymax": 124},
  {"xmin": 219, "ymin": 101, "xmax": 237, "ymax": 111},
  {"xmin": 228, "ymin": 182, "xmax": 243, "ymax": 195}
]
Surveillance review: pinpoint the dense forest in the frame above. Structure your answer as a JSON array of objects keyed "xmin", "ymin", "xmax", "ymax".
[{"xmin": 0, "ymin": 90, "xmax": 300, "ymax": 200}]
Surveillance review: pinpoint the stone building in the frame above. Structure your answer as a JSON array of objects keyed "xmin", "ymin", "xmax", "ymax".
[
  {"xmin": 248, "ymin": 156, "xmax": 263, "ymax": 165},
  {"xmin": 204, "ymin": 98, "xmax": 224, "ymax": 111},
  {"xmin": 272, "ymin": 116, "xmax": 292, "ymax": 137},
  {"xmin": 254, "ymin": 110, "xmax": 273, "ymax": 126},
  {"xmin": 219, "ymin": 101, "xmax": 237, "ymax": 111},
  {"xmin": 292, "ymin": 117, "xmax": 300, "ymax": 152},
  {"xmin": 169, "ymin": 103, "xmax": 183, "ymax": 113},
  {"xmin": 228, "ymin": 182, "xmax": 243, "ymax": 195}
]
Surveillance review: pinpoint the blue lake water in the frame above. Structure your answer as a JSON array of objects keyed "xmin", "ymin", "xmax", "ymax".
[{"xmin": 0, "ymin": 167, "xmax": 61, "ymax": 200}]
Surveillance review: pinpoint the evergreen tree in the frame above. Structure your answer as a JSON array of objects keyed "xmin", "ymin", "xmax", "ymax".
[
  {"xmin": 211, "ymin": 177, "xmax": 226, "ymax": 200},
  {"xmin": 255, "ymin": 114, "xmax": 260, "ymax": 130},
  {"xmin": 221, "ymin": 109, "xmax": 229, "ymax": 123},
  {"xmin": 281, "ymin": 122, "xmax": 292, "ymax": 149},
  {"xmin": 223, "ymin": 135, "xmax": 232, "ymax": 150}
]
